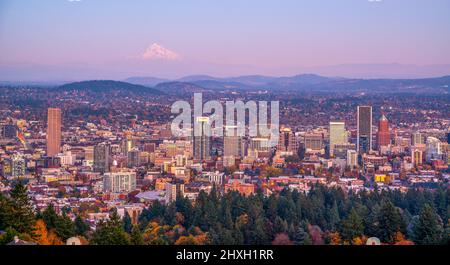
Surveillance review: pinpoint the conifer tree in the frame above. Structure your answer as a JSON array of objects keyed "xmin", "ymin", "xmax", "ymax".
[{"xmin": 411, "ymin": 204, "xmax": 443, "ymax": 245}]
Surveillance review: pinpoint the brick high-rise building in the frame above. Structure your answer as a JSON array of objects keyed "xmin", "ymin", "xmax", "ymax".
[
  {"xmin": 46, "ymin": 108, "xmax": 61, "ymax": 157},
  {"xmin": 224, "ymin": 125, "xmax": 242, "ymax": 157},
  {"xmin": 357, "ymin": 106, "xmax": 372, "ymax": 154},
  {"xmin": 277, "ymin": 127, "xmax": 298, "ymax": 155},
  {"xmin": 377, "ymin": 114, "xmax": 390, "ymax": 149}
]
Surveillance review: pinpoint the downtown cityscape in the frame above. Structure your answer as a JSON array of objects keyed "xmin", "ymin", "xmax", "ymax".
[
  {"xmin": 0, "ymin": 0, "xmax": 449, "ymax": 258},
  {"xmin": 0, "ymin": 78, "xmax": 448, "ymax": 246}
]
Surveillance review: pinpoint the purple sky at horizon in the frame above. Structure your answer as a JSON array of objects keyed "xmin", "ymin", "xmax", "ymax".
[{"xmin": 1, "ymin": 0, "xmax": 450, "ymax": 80}]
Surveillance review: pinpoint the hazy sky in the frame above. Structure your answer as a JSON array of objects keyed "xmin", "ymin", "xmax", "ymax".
[{"xmin": 1, "ymin": 0, "xmax": 450, "ymax": 80}]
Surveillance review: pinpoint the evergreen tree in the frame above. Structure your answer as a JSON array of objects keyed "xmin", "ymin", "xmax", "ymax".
[
  {"xmin": 0, "ymin": 193, "xmax": 11, "ymax": 230},
  {"xmin": 91, "ymin": 208, "xmax": 130, "ymax": 245},
  {"xmin": 7, "ymin": 182, "xmax": 35, "ymax": 234},
  {"xmin": 219, "ymin": 199, "xmax": 233, "ymax": 230},
  {"xmin": 123, "ymin": 212, "xmax": 133, "ymax": 233},
  {"xmin": 55, "ymin": 212, "xmax": 76, "ymax": 241},
  {"xmin": 434, "ymin": 188, "xmax": 448, "ymax": 224},
  {"xmin": 248, "ymin": 217, "xmax": 270, "ymax": 245},
  {"xmin": 411, "ymin": 204, "xmax": 444, "ymax": 245},
  {"xmin": 130, "ymin": 225, "xmax": 144, "ymax": 245},
  {"xmin": 293, "ymin": 226, "xmax": 311, "ymax": 245},
  {"xmin": 0, "ymin": 227, "xmax": 19, "ymax": 245},
  {"xmin": 376, "ymin": 201, "xmax": 406, "ymax": 243},
  {"xmin": 74, "ymin": 215, "xmax": 90, "ymax": 236},
  {"xmin": 42, "ymin": 204, "xmax": 59, "ymax": 230},
  {"xmin": 327, "ymin": 200, "xmax": 340, "ymax": 231},
  {"xmin": 273, "ymin": 216, "xmax": 288, "ymax": 234},
  {"xmin": 163, "ymin": 203, "xmax": 177, "ymax": 226},
  {"xmin": 340, "ymin": 209, "xmax": 364, "ymax": 242}
]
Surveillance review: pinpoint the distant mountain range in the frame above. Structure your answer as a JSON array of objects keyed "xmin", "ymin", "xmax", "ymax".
[
  {"xmin": 125, "ymin": 74, "xmax": 450, "ymax": 94},
  {"xmin": 5, "ymin": 75, "xmax": 448, "ymax": 95}
]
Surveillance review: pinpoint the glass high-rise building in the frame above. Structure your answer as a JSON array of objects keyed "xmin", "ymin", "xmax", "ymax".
[
  {"xmin": 411, "ymin": 132, "xmax": 424, "ymax": 146},
  {"xmin": 103, "ymin": 171, "xmax": 136, "ymax": 193},
  {"xmin": 94, "ymin": 142, "xmax": 111, "ymax": 173},
  {"xmin": 193, "ymin": 117, "xmax": 211, "ymax": 160},
  {"xmin": 357, "ymin": 106, "xmax": 372, "ymax": 154},
  {"xmin": 329, "ymin": 121, "xmax": 347, "ymax": 156},
  {"xmin": 224, "ymin": 125, "xmax": 242, "ymax": 157},
  {"xmin": 46, "ymin": 108, "xmax": 61, "ymax": 157}
]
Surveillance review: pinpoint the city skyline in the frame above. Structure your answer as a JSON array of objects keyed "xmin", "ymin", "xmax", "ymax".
[{"xmin": 0, "ymin": 0, "xmax": 449, "ymax": 252}]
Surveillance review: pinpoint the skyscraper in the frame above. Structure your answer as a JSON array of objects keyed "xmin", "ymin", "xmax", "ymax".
[
  {"xmin": 46, "ymin": 108, "xmax": 61, "ymax": 157},
  {"xmin": 411, "ymin": 132, "xmax": 424, "ymax": 146},
  {"xmin": 127, "ymin": 148, "xmax": 140, "ymax": 168},
  {"xmin": 411, "ymin": 148, "xmax": 423, "ymax": 166},
  {"xmin": 304, "ymin": 133, "xmax": 323, "ymax": 153},
  {"xmin": 1, "ymin": 124, "xmax": 17, "ymax": 139},
  {"xmin": 425, "ymin": 137, "xmax": 442, "ymax": 162},
  {"xmin": 193, "ymin": 117, "xmax": 211, "ymax": 160},
  {"xmin": 224, "ymin": 125, "xmax": 242, "ymax": 157},
  {"xmin": 346, "ymin": 149, "xmax": 358, "ymax": 169},
  {"xmin": 103, "ymin": 171, "xmax": 136, "ymax": 193},
  {"xmin": 329, "ymin": 121, "xmax": 347, "ymax": 156},
  {"xmin": 122, "ymin": 131, "xmax": 134, "ymax": 156},
  {"xmin": 357, "ymin": 106, "xmax": 372, "ymax": 154},
  {"xmin": 377, "ymin": 114, "xmax": 390, "ymax": 149},
  {"xmin": 277, "ymin": 128, "xmax": 298, "ymax": 155},
  {"xmin": 94, "ymin": 143, "xmax": 111, "ymax": 173}
]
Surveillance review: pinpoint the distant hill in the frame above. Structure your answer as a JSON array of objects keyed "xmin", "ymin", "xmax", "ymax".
[
  {"xmin": 154, "ymin": 81, "xmax": 209, "ymax": 95},
  {"xmin": 124, "ymin": 76, "xmax": 169, "ymax": 87},
  {"xmin": 58, "ymin": 80, "xmax": 163, "ymax": 94},
  {"xmin": 176, "ymin": 75, "xmax": 222, "ymax": 82}
]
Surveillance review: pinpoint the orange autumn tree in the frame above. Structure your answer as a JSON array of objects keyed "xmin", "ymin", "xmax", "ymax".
[
  {"xmin": 175, "ymin": 235, "xmax": 198, "ymax": 245},
  {"xmin": 48, "ymin": 230, "xmax": 64, "ymax": 245},
  {"xmin": 328, "ymin": 232, "xmax": 342, "ymax": 245},
  {"xmin": 33, "ymin": 219, "xmax": 64, "ymax": 245},
  {"xmin": 394, "ymin": 232, "xmax": 414, "ymax": 245},
  {"xmin": 33, "ymin": 219, "xmax": 50, "ymax": 245},
  {"xmin": 351, "ymin": 236, "xmax": 368, "ymax": 245}
]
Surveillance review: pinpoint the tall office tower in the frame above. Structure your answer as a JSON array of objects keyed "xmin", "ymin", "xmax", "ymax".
[
  {"xmin": 249, "ymin": 137, "xmax": 270, "ymax": 152},
  {"xmin": 411, "ymin": 148, "xmax": 423, "ymax": 166},
  {"xmin": 411, "ymin": 132, "xmax": 424, "ymax": 146},
  {"xmin": 304, "ymin": 133, "xmax": 324, "ymax": 152},
  {"xmin": 46, "ymin": 108, "xmax": 62, "ymax": 157},
  {"xmin": 224, "ymin": 125, "xmax": 242, "ymax": 157},
  {"xmin": 357, "ymin": 106, "xmax": 372, "ymax": 154},
  {"xmin": 122, "ymin": 132, "xmax": 134, "ymax": 156},
  {"xmin": 0, "ymin": 155, "xmax": 26, "ymax": 179},
  {"xmin": 425, "ymin": 137, "xmax": 442, "ymax": 162},
  {"xmin": 346, "ymin": 149, "xmax": 358, "ymax": 169},
  {"xmin": 329, "ymin": 121, "xmax": 347, "ymax": 156},
  {"xmin": 277, "ymin": 128, "xmax": 299, "ymax": 155},
  {"xmin": 103, "ymin": 171, "xmax": 136, "ymax": 193},
  {"xmin": 84, "ymin": 146, "xmax": 94, "ymax": 162},
  {"xmin": 143, "ymin": 143, "xmax": 156, "ymax": 153},
  {"xmin": 193, "ymin": 117, "xmax": 211, "ymax": 160},
  {"xmin": 94, "ymin": 143, "xmax": 111, "ymax": 173},
  {"xmin": 377, "ymin": 114, "xmax": 390, "ymax": 149},
  {"xmin": 165, "ymin": 183, "xmax": 185, "ymax": 204},
  {"xmin": 127, "ymin": 148, "xmax": 140, "ymax": 168},
  {"xmin": 1, "ymin": 124, "xmax": 17, "ymax": 139}
]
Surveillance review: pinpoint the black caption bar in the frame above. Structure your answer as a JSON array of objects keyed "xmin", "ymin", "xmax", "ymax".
[{"xmin": 3, "ymin": 245, "xmax": 448, "ymax": 265}]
